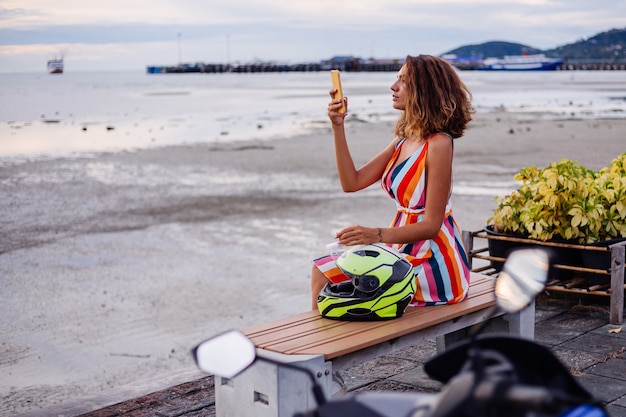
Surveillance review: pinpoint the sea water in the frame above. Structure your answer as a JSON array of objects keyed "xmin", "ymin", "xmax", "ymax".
[{"xmin": 1, "ymin": 70, "xmax": 625, "ymax": 160}]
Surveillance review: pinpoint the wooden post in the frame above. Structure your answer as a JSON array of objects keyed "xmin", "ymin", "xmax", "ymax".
[
  {"xmin": 609, "ymin": 243, "xmax": 625, "ymax": 325},
  {"xmin": 462, "ymin": 230, "xmax": 474, "ymax": 269}
]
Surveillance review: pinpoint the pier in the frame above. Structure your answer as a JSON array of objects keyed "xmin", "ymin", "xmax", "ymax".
[
  {"xmin": 146, "ymin": 57, "xmax": 403, "ymax": 74},
  {"xmin": 147, "ymin": 58, "xmax": 626, "ymax": 74},
  {"xmin": 559, "ymin": 60, "xmax": 626, "ymax": 71}
]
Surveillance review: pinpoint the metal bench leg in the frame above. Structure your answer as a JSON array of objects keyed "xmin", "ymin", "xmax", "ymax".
[
  {"xmin": 215, "ymin": 349, "xmax": 332, "ymax": 417},
  {"xmin": 505, "ymin": 300, "xmax": 535, "ymax": 339},
  {"xmin": 436, "ymin": 301, "xmax": 536, "ymax": 352},
  {"xmin": 477, "ymin": 301, "xmax": 536, "ymax": 340}
]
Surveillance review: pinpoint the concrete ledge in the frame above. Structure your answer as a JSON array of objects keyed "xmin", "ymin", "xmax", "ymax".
[{"xmin": 16, "ymin": 367, "xmax": 207, "ymax": 417}]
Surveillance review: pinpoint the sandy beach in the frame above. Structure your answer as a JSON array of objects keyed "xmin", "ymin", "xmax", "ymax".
[{"xmin": 2, "ymin": 110, "xmax": 626, "ymax": 416}]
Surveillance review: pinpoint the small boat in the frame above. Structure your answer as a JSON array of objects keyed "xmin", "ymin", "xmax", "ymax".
[
  {"xmin": 477, "ymin": 54, "xmax": 563, "ymax": 71},
  {"xmin": 47, "ymin": 58, "xmax": 64, "ymax": 74}
]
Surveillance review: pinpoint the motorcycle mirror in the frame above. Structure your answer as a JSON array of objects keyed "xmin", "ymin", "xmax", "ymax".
[
  {"xmin": 192, "ymin": 329, "xmax": 256, "ymax": 379},
  {"xmin": 495, "ymin": 248, "xmax": 550, "ymax": 313}
]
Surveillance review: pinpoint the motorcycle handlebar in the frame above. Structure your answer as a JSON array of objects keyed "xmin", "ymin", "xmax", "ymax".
[
  {"xmin": 500, "ymin": 385, "xmax": 554, "ymax": 408},
  {"xmin": 474, "ymin": 380, "xmax": 581, "ymax": 412}
]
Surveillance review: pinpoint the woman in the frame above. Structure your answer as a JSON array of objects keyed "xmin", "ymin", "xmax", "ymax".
[{"xmin": 312, "ymin": 54, "xmax": 473, "ymax": 310}]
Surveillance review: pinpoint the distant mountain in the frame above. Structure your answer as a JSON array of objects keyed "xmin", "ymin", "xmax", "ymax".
[
  {"xmin": 444, "ymin": 41, "xmax": 541, "ymax": 59},
  {"xmin": 545, "ymin": 28, "xmax": 626, "ymax": 60},
  {"xmin": 443, "ymin": 27, "xmax": 626, "ymax": 60}
]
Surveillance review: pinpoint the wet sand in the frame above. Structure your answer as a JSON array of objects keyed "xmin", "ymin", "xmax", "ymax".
[{"xmin": 2, "ymin": 112, "xmax": 626, "ymax": 416}]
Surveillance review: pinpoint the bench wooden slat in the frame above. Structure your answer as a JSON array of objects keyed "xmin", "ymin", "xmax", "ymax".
[
  {"xmin": 245, "ymin": 274, "xmax": 496, "ymax": 360},
  {"xmin": 243, "ymin": 308, "xmax": 329, "ymax": 334},
  {"xmin": 246, "ymin": 276, "xmax": 493, "ymax": 337},
  {"xmin": 263, "ymin": 290, "xmax": 495, "ymax": 359},
  {"xmin": 246, "ymin": 276, "xmax": 494, "ymax": 347},
  {"xmin": 246, "ymin": 276, "xmax": 494, "ymax": 346}
]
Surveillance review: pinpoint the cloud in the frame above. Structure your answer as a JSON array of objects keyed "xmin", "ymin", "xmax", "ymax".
[
  {"xmin": 0, "ymin": 6, "xmax": 30, "ymax": 21},
  {"xmin": 1, "ymin": 0, "xmax": 624, "ymax": 72},
  {"xmin": 0, "ymin": 24, "xmax": 220, "ymax": 45}
]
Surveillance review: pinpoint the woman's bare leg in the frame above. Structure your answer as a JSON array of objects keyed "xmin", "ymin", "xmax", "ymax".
[{"xmin": 311, "ymin": 265, "xmax": 330, "ymax": 310}]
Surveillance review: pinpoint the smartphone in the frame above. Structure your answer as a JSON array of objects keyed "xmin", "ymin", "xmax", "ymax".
[{"xmin": 330, "ymin": 70, "xmax": 346, "ymax": 114}]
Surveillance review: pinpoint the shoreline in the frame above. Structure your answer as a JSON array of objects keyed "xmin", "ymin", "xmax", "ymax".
[{"xmin": 2, "ymin": 112, "xmax": 626, "ymax": 415}]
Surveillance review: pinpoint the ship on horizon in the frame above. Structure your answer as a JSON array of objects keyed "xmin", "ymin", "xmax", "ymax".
[
  {"xmin": 476, "ymin": 53, "xmax": 564, "ymax": 71},
  {"xmin": 47, "ymin": 57, "xmax": 64, "ymax": 74},
  {"xmin": 442, "ymin": 51, "xmax": 565, "ymax": 71}
]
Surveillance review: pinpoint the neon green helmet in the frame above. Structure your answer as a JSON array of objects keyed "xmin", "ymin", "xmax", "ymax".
[{"xmin": 317, "ymin": 244, "xmax": 416, "ymax": 321}]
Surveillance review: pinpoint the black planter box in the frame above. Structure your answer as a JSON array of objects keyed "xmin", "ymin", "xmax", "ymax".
[{"xmin": 483, "ymin": 226, "xmax": 582, "ymax": 279}]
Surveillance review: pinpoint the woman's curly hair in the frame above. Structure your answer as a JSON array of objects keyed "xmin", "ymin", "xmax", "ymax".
[{"xmin": 395, "ymin": 55, "xmax": 473, "ymax": 141}]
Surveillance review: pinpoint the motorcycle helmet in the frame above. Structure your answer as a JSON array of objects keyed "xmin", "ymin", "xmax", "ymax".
[{"xmin": 317, "ymin": 244, "xmax": 416, "ymax": 321}]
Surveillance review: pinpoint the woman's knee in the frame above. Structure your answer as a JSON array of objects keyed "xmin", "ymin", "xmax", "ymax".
[{"xmin": 311, "ymin": 266, "xmax": 326, "ymax": 286}]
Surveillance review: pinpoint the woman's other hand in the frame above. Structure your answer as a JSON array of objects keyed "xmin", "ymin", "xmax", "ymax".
[{"xmin": 335, "ymin": 225, "xmax": 382, "ymax": 246}]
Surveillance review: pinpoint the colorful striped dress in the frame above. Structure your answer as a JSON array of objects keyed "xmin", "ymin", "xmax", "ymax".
[{"xmin": 314, "ymin": 135, "xmax": 470, "ymax": 306}]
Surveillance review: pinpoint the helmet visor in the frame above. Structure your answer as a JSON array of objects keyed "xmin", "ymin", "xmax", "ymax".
[{"xmin": 347, "ymin": 273, "xmax": 380, "ymax": 293}]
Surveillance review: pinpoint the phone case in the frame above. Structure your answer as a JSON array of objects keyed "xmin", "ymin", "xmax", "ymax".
[{"xmin": 330, "ymin": 70, "xmax": 346, "ymax": 114}]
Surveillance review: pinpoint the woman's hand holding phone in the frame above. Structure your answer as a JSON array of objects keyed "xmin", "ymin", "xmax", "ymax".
[
  {"xmin": 330, "ymin": 70, "xmax": 346, "ymax": 114},
  {"xmin": 328, "ymin": 70, "xmax": 347, "ymax": 126}
]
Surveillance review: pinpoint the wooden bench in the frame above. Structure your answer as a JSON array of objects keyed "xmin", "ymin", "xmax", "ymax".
[{"xmin": 215, "ymin": 272, "xmax": 535, "ymax": 417}]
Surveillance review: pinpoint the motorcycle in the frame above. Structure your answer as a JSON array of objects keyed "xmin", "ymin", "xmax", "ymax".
[{"xmin": 192, "ymin": 248, "xmax": 609, "ymax": 417}]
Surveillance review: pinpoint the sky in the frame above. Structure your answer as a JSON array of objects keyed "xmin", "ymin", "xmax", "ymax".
[{"xmin": 1, "ymin": 0, "xmax": 625, "ymax": 73}]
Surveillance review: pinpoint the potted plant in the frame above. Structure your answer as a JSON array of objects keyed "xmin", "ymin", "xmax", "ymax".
[{"xmin": 486, "ymin": 152, "xmax": 626, "ymax": 273}]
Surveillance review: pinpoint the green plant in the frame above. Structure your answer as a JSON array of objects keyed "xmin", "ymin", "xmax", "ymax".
[{"xmin": 489, "ymin": 153, "xmax": 626, "ymax": 244}]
